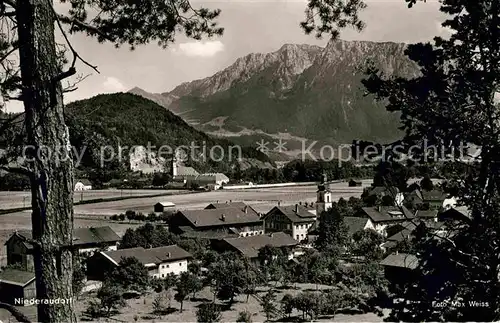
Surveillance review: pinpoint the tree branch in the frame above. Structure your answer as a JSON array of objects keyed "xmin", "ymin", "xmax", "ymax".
[
  {"xmin": 57, "ymin": 13, "xmax": 114, "ymax": 42},
  {"xmin": 62, "ymin": 73, "xmax": 91, "ymax": 93},
  {"xmin": 52, "ymin": 9, "xmax": 100, "ymax": 81},
  {"xmin": 0, "ymin": 164, "xmax": 32, "ymax": 176},
  {"xmin": 0, "ymin": 302, "xmax": 31, "ymax": 323},
  {"xmin": 0, "ymin": 0, "xmax": 16, "ymax": 10}
]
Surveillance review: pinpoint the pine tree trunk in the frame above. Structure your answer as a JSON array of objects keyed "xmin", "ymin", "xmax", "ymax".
[{"xmin": 16, "ymin": 0, "xmax": 75, "ymax": 322}]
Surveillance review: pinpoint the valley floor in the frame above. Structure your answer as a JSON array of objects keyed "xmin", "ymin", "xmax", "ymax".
[{"xmin": 0, "ymin": 180, "xmax": 371, "ymax": 278}]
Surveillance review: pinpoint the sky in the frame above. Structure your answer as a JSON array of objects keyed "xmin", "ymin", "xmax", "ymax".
[{"xmin": 5, "ymin": 0, "xmax": 450, "ymax": 113}]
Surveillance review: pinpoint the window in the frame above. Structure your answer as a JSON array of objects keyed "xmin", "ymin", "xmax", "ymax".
[
  {"xmin": 166, "ymin": 264, "xmax": 170, "ymax": 268},
  {"xmin": 162, "ymin": 274, "xmax": 164, "ymax": 278},
  {"xmin": 180, "ymin": 263, "xmax": 182, "ymax": 266},
  {"xmin": 296, "ymin": 235, "xmax": 299, "ymax": 240}
]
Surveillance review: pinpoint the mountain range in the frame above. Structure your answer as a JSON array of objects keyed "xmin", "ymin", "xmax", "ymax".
[{"xmin": 130, "ymin": 39, "xmax": 420, "ymax": 158}]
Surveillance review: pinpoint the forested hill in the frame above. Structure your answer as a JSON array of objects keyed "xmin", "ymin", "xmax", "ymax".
[{"xmin": 65, "ymin": 93, "xmax": 272, "ymax": 175}]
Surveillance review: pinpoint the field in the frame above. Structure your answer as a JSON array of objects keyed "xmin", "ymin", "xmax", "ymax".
[
  {"xmin": 0, "ymin": 189, "xmax": 187, "ymax": 210},
  {"xmin": 0, "ymin": 283, "xmax": 388, "ymax": 322},
  {"xmin": 71, "ymin": 180, "xmax": 372, "ymax": 216}
]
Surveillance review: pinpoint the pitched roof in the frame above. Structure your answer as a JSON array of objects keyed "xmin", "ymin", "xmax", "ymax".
[
  {"xmin": 102, "ymin": 245, "xmax": 192, "ymax": 266},
  {"xmin": 421, "ymin": 189, "xmax": 447, "ymax": 202},
  {"xmin": 386, "ymin": 222, "xmax": 418, "ymax": 242},
  {"xmin": 380, "ymin": 253, "xmax": 418, "ymax": 269},
  {"xmin": 360, "ymin": 206, "xmax": 414, "ymax": 223},
  {"xmin": 8, "ymin": 226, "xmax": 120, "ymax": 249},
  {"xmin": 176, "ymin": 166, "xmax": 199, "ymax": 177},
  {"xmin": 344, "ymin": 217, "xmax": 369, "ymax": 235},
  {"xmin": 406, "ymin": 189, "xmax": 423, "ymax": 201},
  {"xmin": 73, "ymin": 226, "xmax": 121, "ymax": 245},
  {"xmin": 438, "ymin": 206, "xmax": 472, "ymax": 223},
  {"xmin": 196, "ymin": 173, "xmax": 229, "ymax": 182},
  {"xmin": 205, "ymin": 202, "xmax": 260, "ymax": 217},
  {"xmin": 76, "ymin": 179, "xmax": 92, "ymax": 186},
  {"xmin": 156, "ymin": 201, "xmax": 176, "ymax": 207},
  {"xmin": 223, "ymin": 232, "xmax": 298, "ymax": 258},
  {"xmin": 178, "ymin": 207, "xmax": 261, "ymax": 228},
  {"xmin": 177, "ymin": 226, "xmax": 238, "ymax": 239},
  {"xmin": 380, "ymin": 240, "xmax": 398, "ymax": 250},
  {"xmin": 265, "ymin": 205, "xmax": 317, "ymax": 224},
  {"xmin": 0, "ymin": 269, "xmax": 35, "ymax": 287},
  {"xmin": 416, "ymin": 210, "xmax": 438, "ymax": 219}
]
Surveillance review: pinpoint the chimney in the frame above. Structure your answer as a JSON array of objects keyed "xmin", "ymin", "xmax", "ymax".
[
  {"xmin": 395, "ymin": 250, "xmax": 399, "ymax": 255},
  {"xmin": 278, "ymin": 201, "xmax": 281, "ymax": 206},
  {"xmin": 377, "ymin": 205, "xmax": 381, "ymax": 213},
  {"xmin": 220, "ymin": 214, "xmax": 226, "ymax": 221},
  {"xmin": 299, "ymin": 201, "xmax": 302, "ymax": 205},
  {"xmin": 166, "ymin": 252, "xmax": 171, "ymax": 258},
  {"xmin": 244, "ymin": 206, "xmax": 248, "ymax": 214},
  {"xmin": 295, "ymin": 204, "xmax": 298, "ymax": 213}
]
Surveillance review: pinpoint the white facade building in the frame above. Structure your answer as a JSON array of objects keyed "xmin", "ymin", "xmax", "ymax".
[
  {"xmin": 74, "ymin": 179, "xmax": 92, "ymax": 191},
  {"xmin": 155, "ymin": 258, "xmax": 189, "ymax": 278},
  {"xmin": 91, "ymin": 245, "xmax": 193, "ymax": 280}
]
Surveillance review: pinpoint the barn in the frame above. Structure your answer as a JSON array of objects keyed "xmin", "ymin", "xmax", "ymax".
[
  {"xmin": 0, "ymin": 269, "xmax": 36, "ymax": 305},
  {"xmin": 154, "ymin": 201, "xmax": 176, "ymax": 213}
]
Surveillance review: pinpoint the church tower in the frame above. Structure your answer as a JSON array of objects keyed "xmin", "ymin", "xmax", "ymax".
[
  {"xmin": 316, "ymin": 173, "xmax": 333, "ymax": 215},
  {"xmin": 171, "ymin": 155, "xmax": 178, "ymax": 178}
]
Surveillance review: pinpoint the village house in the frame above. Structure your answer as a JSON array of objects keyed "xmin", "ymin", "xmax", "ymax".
[
  {"xmin": 188, "ymin": 173, "xmax": 230, "ymax": 190},
  {"xmin": 171, "ymin": 158, "xmax": 229, "ymax": 190},
  {"xmin": 87, "ymin": 245, "xmax": 192, "ymax": 280},
  {"xmin": 307, "ymin": 216, "xmax": 375, "ymax": 243},
  {"xmin": 213, "ymin": 232, "xmax": 299, "ymax": 264},
  {"xmin": 5, "ymin": 226, "xmax": 120, "ymax": 271},
  {"xmin": 379, "ymin": 252, "xmax": 418, "ymax": 292},
  {"xmin": 169, "ymin": 202, "xmax": 264, "ymax": 238},
  {"xmin": 74, "ymin": 179, "xmax": 92, "ymax": 191},
  {"xmin": 344, "ymin": 216, "xmax": 375, "ymax": 235},
  {"xmin": 405, "ymin": 188, "xmax": 448, "ymax": 210},
  {"xmin": 438, "ymin": 206, "xmax": 472, "ymax": 223},
  {"xmin": 415, "ymin": 209, "xmax": 439, "ymax": 222},
  {"xmin": 364, "ymin": 186, "xmax": 405, "ymax": 206},
  {"xmin": 263, "ymin": 204, "xmax": 317, "ymax": 242},
  {"xmin": 380, "ymin": 222, "xmax": 418, "ymax": 252},
  {"xmin": 355, "ymin": 206, "xmax": 415, "ymax": 236},
  {"xmin": 0, "ymin": 268, "xmax": 36, "ymax": 305}
]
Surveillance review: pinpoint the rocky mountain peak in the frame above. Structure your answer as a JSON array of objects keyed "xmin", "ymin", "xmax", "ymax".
[
  {"xmin": 131, "ymin": 39, "xmax": 420, "ymax": 146},
  {"xmin": 167, "ymin": 43, "xmax": 324, "ymax": 97}
]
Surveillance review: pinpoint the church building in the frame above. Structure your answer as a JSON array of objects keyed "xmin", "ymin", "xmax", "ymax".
[{"xmin": 316, "ymin": 174, "xmax": 333, "ymax": 215}]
